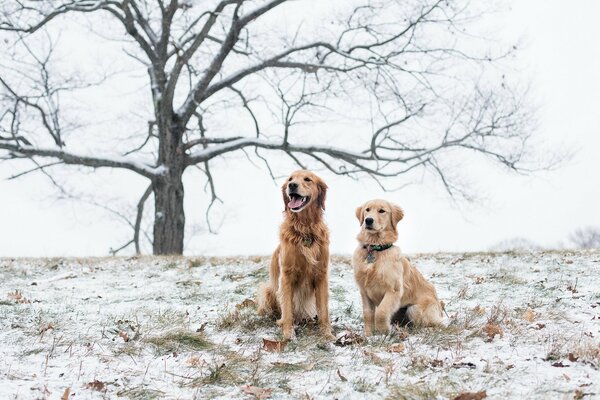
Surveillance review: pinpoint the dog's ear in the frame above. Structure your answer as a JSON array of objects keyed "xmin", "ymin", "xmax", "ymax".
[
  {"xmin": 281, "ymin": 181, "xmax": 288, "ymax": 212},
  {"xmin": 355, "ymin": 205, "xmax": 364, "ymax": 225},
  {"xmin": 391, "ymin": 204, "xmax": 404, "ymax": 227},
  {"xmin": 316, "ymin": 178, "xmax": 328, "ymax": 210}
]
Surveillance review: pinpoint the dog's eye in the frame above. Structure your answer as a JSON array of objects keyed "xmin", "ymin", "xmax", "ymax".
[
  {"xmin": 378, "ymin": 209, "xmax": 385, "ymax": 214},
  {"xmin": 366, "ymin": 208, "xmax": 370, "ymax": 212},
  {"xmin": 304, "ymin": 177, "xmax": 311, "ymax": 182},
  {"xmin": 288, "ymin": 177, "xmax": 293, "ymax": 181}
]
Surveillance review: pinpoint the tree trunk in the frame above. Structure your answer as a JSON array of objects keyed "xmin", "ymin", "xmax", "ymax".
[
  {"xmin": 152, "ymin": 167, "xmax": 185, "ymax": 255},
  {"xmin": 152, "ymin": 111, "xmax": 186, "ymax": 255}
]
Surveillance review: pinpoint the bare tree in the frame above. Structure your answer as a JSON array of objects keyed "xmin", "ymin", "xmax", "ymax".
[
  {"xmin": 569, "ymin": 227, "xmax": 600, "ymax": 249},
  {"xmin": 1, "ymin": 0, "xmax": 538, "ymax": 255}
]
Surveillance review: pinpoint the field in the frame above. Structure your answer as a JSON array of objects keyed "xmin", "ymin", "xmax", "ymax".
[{"xmin": 1, "ymin": 251, "xmax": 599, "ymax": 399}]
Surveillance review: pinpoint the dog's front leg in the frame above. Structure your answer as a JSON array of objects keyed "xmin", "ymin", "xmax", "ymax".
[
  {"xmin": 315, "ymin": 272, "xmax": 334, "ymax": 340},
  {"xmin": 277, "ymin": 272, "xmax": 295, "ymax": 340},
  {"xmin": 375, "ymin": 291, "xmax": 402, "ymax": 334},
  {"xmin": 360, "ymin": 289, "xmax": 375, "ymax": 336}
]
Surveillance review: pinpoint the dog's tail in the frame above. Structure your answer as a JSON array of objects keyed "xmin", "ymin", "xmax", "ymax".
[{"xmin": 257, "ymin": 282, "xmax": 279, "ymax": 317}]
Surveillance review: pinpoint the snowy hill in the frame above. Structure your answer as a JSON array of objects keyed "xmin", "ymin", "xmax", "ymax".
[{"xmin": 1, "ymin": 251, "xmax": 598, "ymax": 399}]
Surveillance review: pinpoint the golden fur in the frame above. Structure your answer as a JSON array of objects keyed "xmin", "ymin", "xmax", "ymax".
[
  {"xmin": 352, "ymin": 199, "xmax": 443, "ymax": 335},
  {"xmin": 257, "ymin": 170, "xmax": 334, "ymax": 340}
]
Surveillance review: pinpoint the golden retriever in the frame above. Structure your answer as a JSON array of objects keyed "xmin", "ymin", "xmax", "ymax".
[
  {"xmin": 257, "ymin": 170, "xmax": 334, "ymax": 340},
  {"xmin": 353, "ymin": 199, "xmax": 443, "ymax": 335}
]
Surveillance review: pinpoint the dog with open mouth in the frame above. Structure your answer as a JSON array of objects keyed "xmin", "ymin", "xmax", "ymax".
[
  {"xmin": 257, "ymin": 170, "xmax": 334, "ymax": 340},
  {"xmin": 353, "ymin": 199, "xmax": 443, "ymax": 335}
]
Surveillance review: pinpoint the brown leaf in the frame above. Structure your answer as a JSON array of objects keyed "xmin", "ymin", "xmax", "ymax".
[
  {"xmin": 86, "ymin": 380, "xmax": 106, "ymax": 391},
  {"xmin": 568, "ymin": 353, "xmax": 579, "ymax": 362},
  {"xmin": 563, "ymin": 373, "xmax": 571, "ymax": 382},
  {"xmin": 472, "ymin": 306, "xmax": 486, "ymax": 316},
  {"xmin": 336, "ymin": 368, "xmax": 348, "ymax": 382},
  {"xmin": 236, "ymin": 299, "xmax": 257, "ymax": 310},
  {"xmin": 187, "ymin": 355, "xmax": 205, "ymax": 367},
  {"xmin": 262, "ymin": 338, "xmax": 287, "ymax": 352},
  {"xmin": 363, "ymin": 350, "xmax": 384, "ymax": 365},
  {"xmin": 574, "ymin": 389, "xmax": 585, "ymax": 400},
  {"xmin": 8, "ymin": 290, "xmax": 30, "ymax": 304},
  {"xmin": 388, "ymin": 343, "xmax": 405, "ymax": 353},
  {"xmin": 242, "ymin": 385, "xmax": 272, "ymax": 399},
  {"xmin": 475, "ymin": 276, "xmax": 485, "ymax": 284},
  {"xmin": 61, "ymin": 388, "xmax": 70, "ymax": 400},
  {"xmin": 535, "ymin": 323, "xmax": 546, "ymax": 330},
  {"xmin": 522, "ymin": 309, "xmax": 536, "ymax": 322},
  {"xmin": 453, "ymin": 391, "xmax": 487, "ymax": 400},
  {"xmin": 119, "ymin": 331, "xmax": 129, "ymax": 342},
  {"xmin": 483, "ymin": 323, "xmax": 503, "ymax": 340},
  {"xmin": 334, "ymin": 330, "xmax": 364, "ymax": 347}
]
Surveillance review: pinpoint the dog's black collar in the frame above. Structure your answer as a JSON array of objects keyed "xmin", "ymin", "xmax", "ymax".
[
  {"xmin": 363, "ymin": 243, "xmax": 393, "ymax": 252},
  {"xmin": 363, "ymin": 243, "xmax": 393, "ymax": 263}
]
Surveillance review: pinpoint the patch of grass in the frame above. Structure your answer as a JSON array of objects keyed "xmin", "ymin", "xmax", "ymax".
[
  {"xmin": 387, "ymin": 378, "xmax": 460, "ymax": 400},
  {"xmin": 490, "ymin": 268, "xmax": 526, "ymax": 285},
  {"xmin": 353, "ymin": 377, "xmax": 376, "ymax": 393},
  {"xmin": 145, "ymin": 330, "xmax": 212, "ymax": 355},
  {"xmin": 0, "ymin": 300, "xmax": 14, "ymax": 306},
  {"xmin": 215, "ymin": 306, "xmax": 272, "ymax": 332},
  {"xmin": 116, "ymin": 386, "xmax": 165, "ymax": 399},
  {"xmin": 21, "ymin": 347, "xmax": 45, "ymax": 356}
]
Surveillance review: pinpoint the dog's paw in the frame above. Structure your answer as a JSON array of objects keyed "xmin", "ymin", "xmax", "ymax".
[
  {"xmin": 320, "ymin": 329, "xmax": 335, "ymax": 341},
  {"xmin": 282, "ymin": 328, "xmax": 296, "ymax": 341}
]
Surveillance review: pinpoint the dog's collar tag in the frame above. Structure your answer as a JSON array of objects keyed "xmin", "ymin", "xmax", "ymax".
[
  {"xmin": 364, "ymin": 243, "xmax": 393, "ymax": 263},
  {"xmin": 302, "ymin": 236, "xmax": 313, "ymax": 247}
]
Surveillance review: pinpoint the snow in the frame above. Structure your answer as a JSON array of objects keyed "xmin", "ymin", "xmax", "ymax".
[{"xmin": 0, "ymin": 251, "xmax": 598, "ymax": 399}]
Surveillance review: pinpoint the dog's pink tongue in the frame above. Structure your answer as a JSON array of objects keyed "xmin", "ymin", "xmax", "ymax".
[{"xmin": 288, "ymin": 197, "xmax": 304, "ymax": 209}]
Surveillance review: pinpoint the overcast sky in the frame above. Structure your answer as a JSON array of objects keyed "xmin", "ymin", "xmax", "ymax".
[{"xmin": 1, "ymin": 0, "xmax": 599, "ymax": 257}]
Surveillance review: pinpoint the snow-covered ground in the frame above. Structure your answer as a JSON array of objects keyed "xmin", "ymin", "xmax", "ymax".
[{"xmin": 1, "ymin": 251, "xmax": 599, "ymax": 399}]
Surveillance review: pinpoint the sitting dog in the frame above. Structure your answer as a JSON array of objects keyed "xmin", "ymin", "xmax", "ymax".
[
  {"xmin": 353, "ymin": 199, "xmax": 443, "ymax": 335},
  {"xmin": 257, "ymin": 170, "xmax": 334, "ymax": 340}
]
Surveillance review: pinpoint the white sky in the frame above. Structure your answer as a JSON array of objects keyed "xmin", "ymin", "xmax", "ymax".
[{"xmin": 1, "ymin": 0, "xmax": 599, "ymax": 257}]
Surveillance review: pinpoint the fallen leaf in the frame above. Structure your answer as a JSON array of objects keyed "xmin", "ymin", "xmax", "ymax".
[
  {"xmin": 534, "ymin": 323, "xmax": 546, "ymax": 330},
  {"xmin": 187, "ymin": 355, "xmax": 205, "ymax": 367},
  {"xmin": 475, "ymin": 276, "xmax": 485, "ymax": 284},
  {"xmin": 335, "ymin": 330, "xmax": 364, "ymax": 347},
  {"xmin": 363, "ymin": 350, "xmax": 384, "ymax": 365},
  {"xmin": 337, "ymin": 368, "xmax": 347, "ymax": 382},
  {"xmin": 522, "ymin": 309, "xmax": 536, "ymax": 322},
  {"xmin": 568, "ymin": 353, "xmax": 579, "ymax": 362},
  {"xmin": 473, "ymin": 306, "xmax": 486, "ymax": 316},
  {"xmin": 483, "ymin": 323, "xmax": 503, "ymax": 340},
  {"xmin": 453, "ymin": 391, "xmax": 487, "ymax": 400},
  {"xmin": 196, "ymin": 322, "xmax": 208, "ymax": 332},
  {"xmin": 563, "ymin": 373, "xmax": 571, "ymax": 382},
  {"xmin": 242, "ymin": 385, "xmax": 272, "ymax": 399},
  {"xmin": 86, "ymin": 380, "xmax": 106, "ymax": 391},
  {"xmin": 236, "ymin": 299, "xmax": 257, "ymax": 310},
  {"xmin": 430, "ymin": 359, "xmax": 444, "ymax": 367},
  {"xmin": 119, "ymin": 331, "xmax": 129, "ymax": 342},
  {"xmin": 574, "ymin": 389, "xmax": 585, "ymax": 399},
  {"xmin": 388, "ymin": 343, "xmax": 405, "ymax": 353},
  {"xmin": 8, "ymin": 290, "xmax": 30, "ymax": 304},
  {"xmin": 551, "ymin": 361, "xmax": 569, "ymax": 368},
  {"xmin": 61, "ymin": 388, "xmax": 70, "ymax": 400},
  {"xmin": 262, "ymin": 338, "xmax": 287, "ymax": 352}
]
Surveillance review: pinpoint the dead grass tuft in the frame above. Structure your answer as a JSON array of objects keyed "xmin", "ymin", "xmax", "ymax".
[{"xmin": 145, "ymin": 330, "xmax": 212, "ymax": 355}]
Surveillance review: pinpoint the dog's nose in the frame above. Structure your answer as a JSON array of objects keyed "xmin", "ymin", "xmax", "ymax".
[
  {"xmin": 365, "ymin": 217, "xmax": 374, "ymax": 226},
  {"xmin": 288, "ymin": 182, "xmax": 298, "ymax": 191}
]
